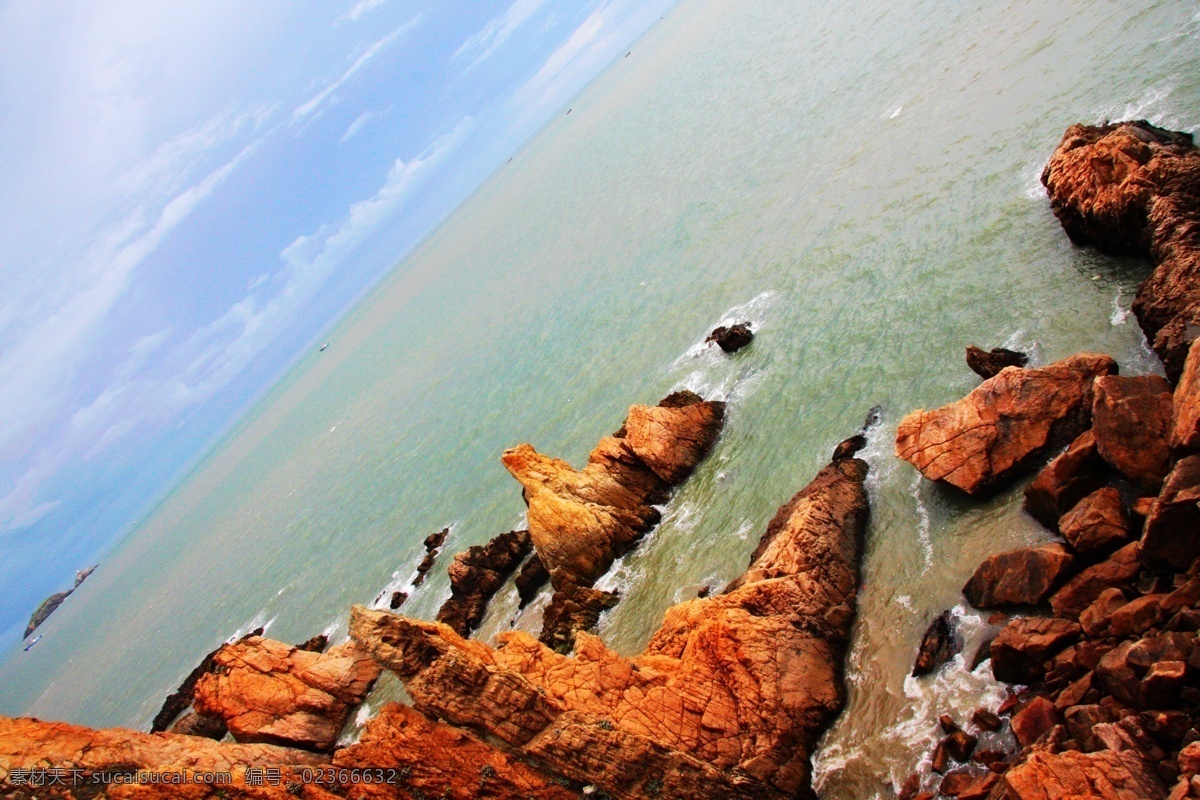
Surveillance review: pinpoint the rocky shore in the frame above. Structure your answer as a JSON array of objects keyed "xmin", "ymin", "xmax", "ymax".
[
  {"xmin": 2, "ymin": 119, "xmax": 1199, "ymax": 800},
  {"xmin": 892, "ymin": 120, "xmax": 1200, "ymax": 800}
]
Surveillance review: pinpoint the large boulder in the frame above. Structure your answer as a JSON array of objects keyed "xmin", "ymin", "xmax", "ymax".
[
  {"xmin": 1023, "ymin": 430, "xmax": 1108, "ymax": 530},
  {"xmin": 705, "ymin": 323, "xmax": 754, "ymax": 353},
  {"xmin": 193, "ymin": 636, "xmax": 380, "ymax": 752},
  {"xmin": 351, "ymin": 445, "xmax": 869, "ymax": 799},
  {"xmin": 896, "ymin": 354, "xmax": 1117, "ymax": 496},
  {"xmin": 1049, "ymin": 542, "xmax": 1142, "ymax": 619},
  {"xmin": 1139, "ymin": 455, "xmax": 1200, "ymax": 570},
  {"xmin": 1091, "ymin": 374, "xmax": 1174, "ymax": 491},
  {"xmin": 1042, "ymin": 121, "xmax": 1200, "ymax": 379},
  {"xmin": 962, "ymin": 543, "xmax": 1074, "ymax": 608},
  {"xmin": 1058, "ymin": 487, "xmax": 1132, "ymax": 555},
  {"xmin": 436, "ymin": 529, "xmax": 533, "ymax": 636},
  {"xmin": 990, "ymin": 617, "xmax": 1081, "ymax": 684}
]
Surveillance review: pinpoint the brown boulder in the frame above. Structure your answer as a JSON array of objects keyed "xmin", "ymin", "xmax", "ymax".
[
  {"xmin": 351, "ymin": 449, "xmax": 869, "ymax": 799},
  {"xmin": 167, "ymin": 711, "xmax": 227, "ymax": 739},
  {"xmin": 1092, "ymin": 374, "xmax": 1175, "ymax": 491},
  {"xmin": 1011, "ymin": 696, "xmax": 1059, "ymax": 748},
  {"xmin": 990, "ymin": 617, "xmax": 1081, "ymax": 684},
  {"xmin": 1079, "ymin": 587, "xmax": 1128, "ymax": 638},
  {"xmin": 994, "ymin": 748, "xmax": 1167, "ymax": 799},
  {"xmin": 1174, "ymin": 338, "xmax": 1200, "ymax": 449},
  {"xmin": 1049, "ymin": 542, "xmax": 1142, "ymax": 619},
  {"xmin": 1141, "ymin": 660, "xmax": 1187, "ymax": 709},
  {"xmin": 538, "ymin": 582, "xmax": 619, "ymax": 653},
  {"xmin": 1108, "ymin": 594, "xmax": 1165, "ymax": 639},
  {"xmin": 332, "ymin": 703, "xmax": 576, "ymax": 800},
  {"xmin": 622, "ymin": 393, "xmax": 726, "ymax": 484},
  {"xmin": 1024, "ymin": 430, "xmax": 1108, "ymax": 530},
  {"xmin": 412, "ymin": 526, "xmax": 449, "ymax": 587},
  {"xmin": 1059, "ymin": 487, "xmax": 1132, "ymax": 555},
  {"xmin": 436, "ymin": 529, "xmax": 533, "ymax": 636},
  {"xmin": 705, "ymin": 322, "xmax": 754, "ymax": 353},
  {"xmin": 1042, "ymin": 121, "xmax": 1200, "ymax": 375},
  {"xmin": 963, "ymin": 543, "xmax": 1074, "ymax": 608},
  {"xmin": 514, "ymin": 553, "xmax": 550, "ymax": 608},
  {"xmin": 966, "ymin": 346, "xmax": 1029, "ymax": 379},
  {"xmin": 1140, "ymin": 456, "xmax": 1200, "ymax": 570},
  {"xmin": 911, "ymin": 610, "xmax": 960, "ymax": 677},
  {"xmin": 896, "ymin": 354, "xmax": 1117, "ymax": 496},
  {"xmin": 193, "ymin": 636, "xmax": 380, "ymax": 752}
]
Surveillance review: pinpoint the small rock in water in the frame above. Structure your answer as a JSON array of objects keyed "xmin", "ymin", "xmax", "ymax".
[
  {"xmin": 389, "ymin": 590, "xmax": 408, "ymax": 610},
  {"xmin": 965, "ymin": 345, "xmax": 1029, "ymax": 380},
  {"xmin": 705, "ymin": 322, "xmax": 754, "ymax": 353},
  {"xmin": 912, "ymin": 610, "xmax": 961, "ymax": 677}
]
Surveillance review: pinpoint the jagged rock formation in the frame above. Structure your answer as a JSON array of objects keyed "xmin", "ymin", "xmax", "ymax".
[
  {"xmin": 436, "ymin": 529, "xmax": 533, "ymax": 636},
  {"xmin": 349, "ymin": 436, "xmax": 869, "ymax": 799},
  {"xmin": 514, "ymin": 552, "xmax": 551, "ymax": 607},
  {"xmin": 193, "ymin": 636, "xmax": 380, "ymax": 752},
  {"xmin": 965, "ymin": 345, "xmax": 1028, "ymax": 379},
  {"xmin": 332, "ymin": 703, "xmax": 577, "ymax": 799},
  {"xmin": 0, "ymin": 715, "xmax": 327, "ymax": 799},
  {"xmin": 151, "ymin": 627, "xmax": 264, "ymax": 734},
  {"xmin": 413, "ymin": 526, "xmax": 449, "ymax": 587},
  {"xmin": 501, "ymin": 390, "xmax": 724, "ymax": 649},
  {"xmin": 23, "ymin": 565, "xmax": 97, "ymax": 638},
  {"xmin": 895, "ymin": 354, "xmax": 1117, "ymax": 496},
  {"xmin": 1042, "ymin": 120, "xmax": 1200, "ymax": 381},
  {"xmin": 706, "ymin": 322, "xmax": 754, "ymax": 353}
]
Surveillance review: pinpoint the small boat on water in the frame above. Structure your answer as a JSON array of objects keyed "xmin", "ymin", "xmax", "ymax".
[
  {"xmin": 23, "ymin": 635, "xmax": 42, "ymax": 651},
  {"xmin": 319, "ymin": 342, "xmax": 329, "ymax": 351}
]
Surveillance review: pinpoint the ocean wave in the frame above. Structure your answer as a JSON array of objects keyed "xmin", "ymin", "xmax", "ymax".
[
  {"xmin": 1110, "ymin": 287, "xmax": 1132, "ymax": 326},
  {"xmin": 909, "ymin": 474, "xmax": 933, "ymax": 574}
]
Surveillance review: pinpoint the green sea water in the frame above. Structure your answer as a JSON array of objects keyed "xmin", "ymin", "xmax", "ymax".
[{"xmin": 3, "ymin": 1, "xmax": 1198, "ymax": 797}]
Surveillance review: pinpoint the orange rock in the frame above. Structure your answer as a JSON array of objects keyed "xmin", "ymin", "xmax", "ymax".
[
  {"xmin": 1174, "ymin": 338, "xmax": 1200, "ymax": 449},
  {"xmin": 1024, "ymin": 430, "xmax": 1108, "ymax": 530},
  {"xmin": 0, "ymin": 714, "xmax": 329, "ymax": 799},
  {"xmin": 1042, "ymin": 121, "xmax": 1200, "ymax": 381},
  {"xmin": 193, "ymin": 637, "xmax": 380, "ymax": 752},
  {"xmin": 501, "ymin": 390, "xmax": 724, "ymax": 648},
  {"xmin": 1059, "ymin": 487, "xmax": 1132, "ymax": 555},
  {"xmin": 436, "ymin": 529, "xmax": 533, "ymax": 636},
  {"xmin": 351, "ymin": 448, "xmax": 869, "ymax": 799},
  {"xmin": 332, "ymin": 703, "xmax": 576, "ymax": 800},
  {"xmin": 1049, "ymin": 542, "xmax": 1142, "ymax": 619},
  {"xmin": 1140, "ymin": 456, "xmax": 1200, "ymax": 570},
  {"xmin": 896, "ymin": 354, "xmax": 1116, "ymax": 496},
  {"xmin": 962, "ymin": 543, "xmax": 1074, "ymax": 608},
  {"xmin": 995, "ymin": 748, "xmax": 1167, "ymax": 799},
  {"xmin": 1092, "ymin": 374, "xmax": 1175, "ymax": 491}
]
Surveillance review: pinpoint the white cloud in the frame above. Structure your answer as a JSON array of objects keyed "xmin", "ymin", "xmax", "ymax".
[
  {"xmin": 340, "ymin": 103, "xmax": 392, "ymax": 143},
  {"xmin": 506, "ymin": 0, "xmax": 675, "ymax": 128},
  {"xmin": 292, "ymin": 17, "xmax": 421, "ymax": 125},
  {"xmin": 0, "ymin": 115, "xmax": 476, "ymax": 536},
  {"xmin": 341, "ymin": 0, "xmax": 390, "ymax": 23},
  {"xmin": 454, "ymin": 0, "xmax": 552, "ymax": 70}
]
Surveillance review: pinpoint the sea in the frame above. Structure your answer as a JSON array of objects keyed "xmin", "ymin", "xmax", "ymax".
[{"xmin": 2, "ymin": 1, "xmax": 1198, "ymax": 797}]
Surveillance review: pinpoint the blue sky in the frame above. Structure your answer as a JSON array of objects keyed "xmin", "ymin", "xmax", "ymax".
[{"xmin": 0, "ymin": 0, "xmax": 675, "ymax": 647}]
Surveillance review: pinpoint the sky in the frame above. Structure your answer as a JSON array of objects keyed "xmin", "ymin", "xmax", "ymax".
[{"xmin": 0, "ymin": 0, "xmax": 677, "ymax": 648}]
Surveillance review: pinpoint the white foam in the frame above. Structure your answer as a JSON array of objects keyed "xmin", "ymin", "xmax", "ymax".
[
  {"xmin": 1000, "ymin": 329, "xmax": 1043, "ymax": 367},
  {"xmin": 909, "ymin": 474, "xmax": 933, "ymax": 574},
  {"xmin": 1110, "ymin": 287, "xmax": 1132, "ymax": 326}
]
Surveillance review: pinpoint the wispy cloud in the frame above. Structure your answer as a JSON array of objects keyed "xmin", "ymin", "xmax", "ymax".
[
  {"xmin": 340, "ymin": 103, "xmax": 392, "ymax": 143},
  {"xmin": 0, "ymin": 115, "xmax": 476, "ymax": 537},
  {"xmin": 340, "ymin": 0, "xmax": 390, "ymax": 23},
  {"xmin": 292, "ymin": 17, "xmax": 421, "ymax": 125},
  {"xmin": 507, "ymin": 0, "xmax": 673, "ymax": 126},
  {"xmin": 454, "ymin": 0, "xmax": 552, "ymax": 71}
]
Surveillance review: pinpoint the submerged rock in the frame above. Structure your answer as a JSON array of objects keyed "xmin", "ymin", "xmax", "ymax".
[
  {"xmin": 193, "ymin": 636, "xmax": 380, "ymax": 752},
  {"xmin": 895, "ymin": 354, "xmax": 1117, "ymax": 496},
  {"xmin": 912, "ymin": 610, "xmax": 960, "ymax": 677},
  {"xmin": 705, "ymin": 322, "xmax": 754, "ymax": 353},
  {"xmin": 965, "ymin": 345, "xmax": 1028, "ymax": 379},
  {"xmin": 1042, "ymin": 120, "xmax": 1200, "ymax": 381},
  {"xmin": 436, "ymin": 529, "xmax": 533, "ymax": 636},
  {"xmin": 350, "ymin": 439, "xmax": 869, "ymax": 799}
]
